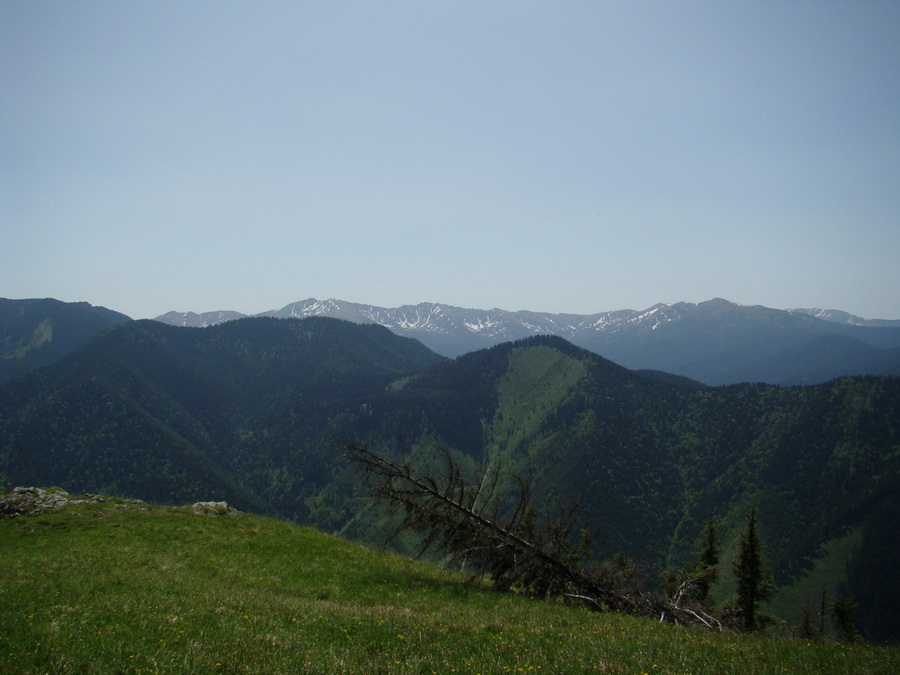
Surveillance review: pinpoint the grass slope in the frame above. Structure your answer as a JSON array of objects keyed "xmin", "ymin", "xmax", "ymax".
[{"xmin": 3, "ymin": 499, "xmax": 898, "ymax": 674}]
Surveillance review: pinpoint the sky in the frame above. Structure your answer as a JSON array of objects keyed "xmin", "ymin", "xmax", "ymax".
[{"xmin": 2, "ymin": 1, "xmax": 899, "ymax": 320}]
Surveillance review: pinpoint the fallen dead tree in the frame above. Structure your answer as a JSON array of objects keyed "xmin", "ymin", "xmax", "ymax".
[{"xmin": 345, "ymin": 441, "xmax": 729, "ymax": 629}]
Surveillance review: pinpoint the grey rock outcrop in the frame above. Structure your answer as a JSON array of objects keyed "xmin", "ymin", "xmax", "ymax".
[
  {"xmin": 0, "ymin": 486, "xmax": 72, "ymax": 517},
  {"xmin": 191, "ymin": 501, "xmax": 240, "ymax": 517}
]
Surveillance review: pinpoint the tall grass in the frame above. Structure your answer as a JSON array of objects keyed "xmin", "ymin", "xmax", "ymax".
[{"xmin": 2, "ymin": 499, "xmax": 897, "ymax": 674}]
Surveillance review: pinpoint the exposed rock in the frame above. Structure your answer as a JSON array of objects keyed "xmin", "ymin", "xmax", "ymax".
[
  {"xmin": 0, "ymin": 486, "xmax": 70, "ymax": 518},
  {"xmin": 0, "ymin": 488, "xmax": 237, "ymax": 518},
  {"xmin": 191, "ymin": 501, "xmax": 240, "ymax": 517},
  {"xmin": 0, "ymin": 487, "xmax": 115, "ymax": 518}
]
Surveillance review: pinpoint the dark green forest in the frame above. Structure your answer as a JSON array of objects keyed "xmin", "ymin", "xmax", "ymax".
[
  {"xmin": 0, "ymin": 297, "xmax": 130, "ymax": 384},
  {"xmin": 1, "ymin": 317, "xmax": 898, "ymax": 641}
]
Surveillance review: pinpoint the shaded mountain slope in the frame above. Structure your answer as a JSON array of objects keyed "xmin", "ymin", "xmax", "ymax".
[
  {"xmin": 0, "ymin": 317, "xmax": 445, "ymax": 513},
  {"xmin": 578, "ymin": 299, "xmax": 900, "ymax": 385},
  {"xmin": 719, "ymin": 334, "xmax": 900, "ymax": 385},
  {"xmin": 0, "ymin": 297, "xmax": 131, "ymax": 383}
]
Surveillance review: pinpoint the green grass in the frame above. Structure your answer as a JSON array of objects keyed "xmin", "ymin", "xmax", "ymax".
[
  {"xmin": 769, "ymin": 528, "xmax": 863, "ymax": 627},
  {"xmin": 2, "ymin": 499, "xmax": 897, "ymax": 674},
  {"xmin": 487, "ymin": 346, "xmax": 588, "ymax": 458}
]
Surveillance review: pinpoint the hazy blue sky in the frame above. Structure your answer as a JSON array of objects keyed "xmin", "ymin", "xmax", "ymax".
[{"xmin": 3, "ymin": 1, "xmax": 899, "ymax": 319}]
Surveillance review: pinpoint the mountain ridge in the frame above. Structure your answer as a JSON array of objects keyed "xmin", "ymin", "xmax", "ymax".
[
  {"xmin": 155, "ymin": 297, "xmax": 900, "ymax": 385},
  {"xmin": 156, "ymin": 297, "xmax": 900, "ymax": 332}
]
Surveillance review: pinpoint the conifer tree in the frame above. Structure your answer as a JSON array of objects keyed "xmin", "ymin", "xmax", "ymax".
[
  {"xmin": 733, "ymin": 506, "xmax": 774, "ymax": 631},
  {"xmin": 693, "ymin": 517, "xmax": 720, "ymax": 606},
  {"xmin": 831, "ymin": 596, "xmax": 859, "ymax": 642}
]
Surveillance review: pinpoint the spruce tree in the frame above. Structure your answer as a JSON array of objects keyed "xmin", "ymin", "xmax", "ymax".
[
  {"xmin": 693, "ymin": 517, "xmax": 720, "ymax": 606},
  {"xmin": 733, "ymin": 506, "xmax": 774, "ymax": 631}
]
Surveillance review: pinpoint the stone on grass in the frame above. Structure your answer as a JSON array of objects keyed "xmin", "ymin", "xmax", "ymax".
[
  {"xmin": 191, "ymin": 501, "xmax": 240, "ymax": 517},
  {"xmin": 0, "ymin": 486, "xmax": 70, "ymax": 518}
]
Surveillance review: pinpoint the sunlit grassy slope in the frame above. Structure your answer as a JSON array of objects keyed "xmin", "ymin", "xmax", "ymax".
[{"xmin": 2, "ymin": 499, "xmax": 897, "ymax": 674}]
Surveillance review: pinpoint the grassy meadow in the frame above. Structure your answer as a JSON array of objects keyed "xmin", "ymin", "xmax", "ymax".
[{"xmin": 1, "ymin": 498, "xmax": 897, "ymax": 674}]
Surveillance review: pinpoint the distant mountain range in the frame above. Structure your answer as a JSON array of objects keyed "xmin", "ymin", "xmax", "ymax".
[
  {"xmin": 156, "ymin": 298, "xmax": 900, "ymax": 385},
  {"xmin": 3, "ymin": 296, "xmax": 899, "ymax": 387}
]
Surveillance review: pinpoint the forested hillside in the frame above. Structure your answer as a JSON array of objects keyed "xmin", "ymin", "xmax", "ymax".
[
  {"xmin": 0, "ymin": 317, "xmax": 445, "ymax": 512},
  {"xmin": 1, "ymin": 318, "xmax": 897, "ymax": 640},
  {"xmin": 0, "ymin": 298, "xmax": 130, "ymax": 383},
  {"xmin": 330, "ymin": 337, "xmax": 900, "ymax": 640}
]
